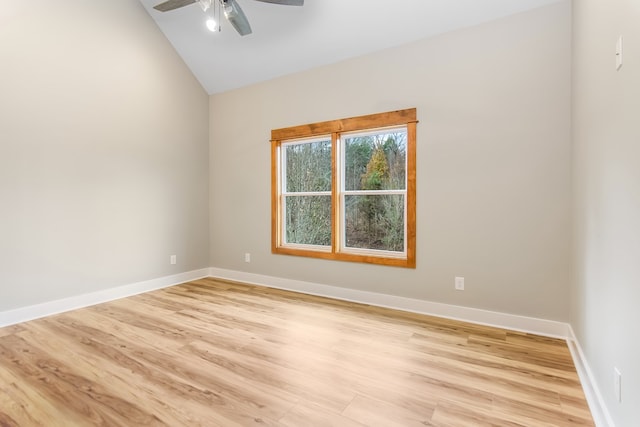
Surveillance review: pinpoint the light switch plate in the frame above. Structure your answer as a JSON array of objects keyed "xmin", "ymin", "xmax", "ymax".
[{"xmin": 616, "ymin": 36, "xmax": 623, "ymax": 71}]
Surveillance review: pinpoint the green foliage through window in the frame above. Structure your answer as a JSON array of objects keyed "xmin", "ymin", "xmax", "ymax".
[
  {"xmin": 271, "ymin": 108, "xmax": 416, "ymax": 267},
  {"xmin": 343, "ymin": 130, "xmax": 407, "ymax": 252}
]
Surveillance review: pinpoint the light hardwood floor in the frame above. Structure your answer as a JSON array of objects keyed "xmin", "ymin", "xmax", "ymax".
[{"xmin": 0, "ymin": 278, "xmax": 593, "ymax": 426}]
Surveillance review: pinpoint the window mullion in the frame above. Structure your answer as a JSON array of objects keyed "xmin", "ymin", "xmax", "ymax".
[
  {"xmin": 342, "ymin": 190, "xmax": 406, "ymax": 196},
  {"xmin": 282, "ymin": 191, "xmax": 332, "ymax": 197}
]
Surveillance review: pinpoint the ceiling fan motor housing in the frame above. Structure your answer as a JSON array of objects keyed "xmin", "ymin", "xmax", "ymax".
[{"xmin": 153, "ymin": 0, "xmax": 304, "ymax": 37}]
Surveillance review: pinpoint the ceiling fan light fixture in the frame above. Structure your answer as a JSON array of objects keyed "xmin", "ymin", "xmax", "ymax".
[{"xmin": 206, "ymin": 18, "xmax": 218, "ymax": 32}]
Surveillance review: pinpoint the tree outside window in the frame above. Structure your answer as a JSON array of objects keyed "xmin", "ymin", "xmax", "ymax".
[{"xmin": 271, "ymin": 109, "xmax": 416, "ymax": 268}]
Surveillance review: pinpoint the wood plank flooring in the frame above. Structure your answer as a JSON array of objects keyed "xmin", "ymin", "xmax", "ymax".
[{"xmin": 0, "ymin": 278, "xmax": 594, "ymax": 426}]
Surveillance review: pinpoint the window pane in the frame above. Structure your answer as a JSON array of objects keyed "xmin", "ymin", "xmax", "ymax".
[
  {"xmin": 344, "ymin": 130, "xmax": 406, "ymax": 191},
  {"xmin": 344, "ymin": 194, "xmax": 404, "ymax": 252},
  {"xmin": 285, "ymin": 195, "xmax": 331, "ymax": 246},
  {"xmin": 285, "ymin": 140, "xmax": 332, "ymax": 193}
]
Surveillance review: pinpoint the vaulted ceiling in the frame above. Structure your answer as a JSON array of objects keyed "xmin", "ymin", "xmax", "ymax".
[{"xmin": 139, "ymin": 0, "xmax": 561, "ymax": 94}]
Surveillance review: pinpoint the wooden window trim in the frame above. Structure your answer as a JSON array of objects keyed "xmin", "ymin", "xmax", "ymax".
[{"xmin": 271, "ymin": 108, "xmax": 417, "ymax": 268}]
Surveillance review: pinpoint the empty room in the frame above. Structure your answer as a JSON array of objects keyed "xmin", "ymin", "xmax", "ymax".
[{"xmin": 0, "ymin": 0, "xmax": 637, "ymax": 426}]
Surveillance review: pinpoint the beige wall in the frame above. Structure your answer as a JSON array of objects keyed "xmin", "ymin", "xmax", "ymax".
[
  {"xmin": 572, "ymin": 0, "xmax": 640, "ymax": 424},
  {"xmin": 0, "ymin": 0, "xmax": 210, "ymax": 310},
  {"xmin": 210, "ymin": 2, "xmax": 572, "ymax": 321}
]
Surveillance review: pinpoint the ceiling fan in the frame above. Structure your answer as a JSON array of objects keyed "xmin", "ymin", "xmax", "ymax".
[{"xmin": 152, "ymin": 0, "xmax": 304, "ymax": 36}]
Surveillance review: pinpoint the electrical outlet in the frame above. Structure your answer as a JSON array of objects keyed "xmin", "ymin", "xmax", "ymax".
[
  {"xmin": 614, "ymin": 367, "xmax": 622, "ymax": 403},
  {"xmin": 244, "ymin": 253, "xmax": 251, "ymax": 263},
  {"xmin": 455, "ymin": 276, "xmax": 465, "ymax": 291},
  {"xmin": 170, "ymin": 255, "xmax": 176, "ymax": 265}
]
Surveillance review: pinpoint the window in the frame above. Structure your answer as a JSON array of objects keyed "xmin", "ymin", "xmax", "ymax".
[{"xmin": 271, "ymin": 109, "xmax": 417, "ymax": 267}]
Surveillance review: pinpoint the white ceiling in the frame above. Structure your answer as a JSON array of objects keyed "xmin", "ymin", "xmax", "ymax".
[{"xmin": 139, "ymin": 0, "xmax": 561, "ymax": 94}]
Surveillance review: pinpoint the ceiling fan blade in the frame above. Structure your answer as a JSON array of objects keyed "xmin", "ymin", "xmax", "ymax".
[
  {"xmin": 252, "ymin": 0, "xmax": 304, "ymax": 5},
  {"xmin": 153, "ymin": 0, "xmax": 198, "ymax": 12},
  {"xmin": 223, "ymin": 0, "xmax": 252, "ymax": 36}
]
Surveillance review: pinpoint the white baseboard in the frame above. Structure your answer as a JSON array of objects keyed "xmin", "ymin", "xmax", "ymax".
[
  {"xmin": 0, "ymin": 268, "xmax": 210, "ymax": 328},
  {"xmin": 208, "ymin": 267, "xmax": 570, "ymax": 339},
  {"xmin": 567, "ymin": 325, "xmax": 615, "ymax": 427}
]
